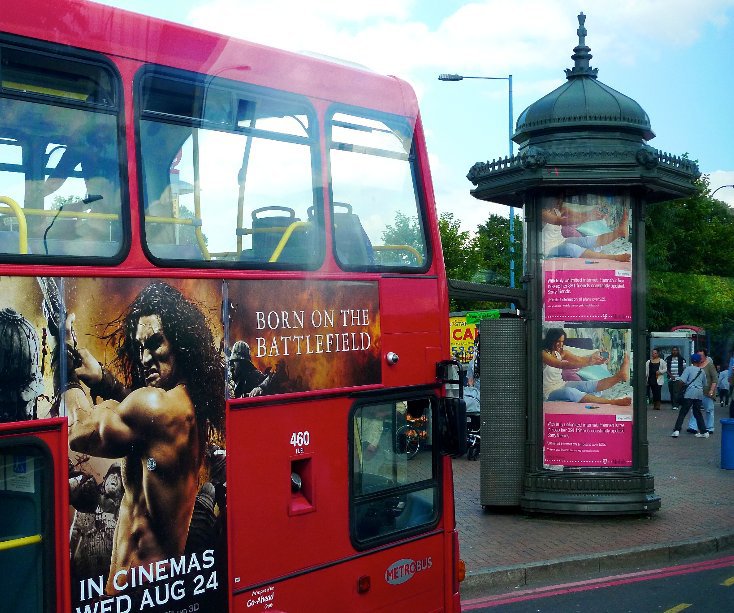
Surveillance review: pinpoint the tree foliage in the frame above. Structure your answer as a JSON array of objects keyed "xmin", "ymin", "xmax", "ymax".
[
  {"xmin": 434, "ymin": 210, "xmax": 523, "ymax": 311},
  {"xmin": 381, "ymin": 211, "xmax": 425, "ymax": 266},
  {"xmin": 645, "ymin": 175, "xmax": 734, "ymax": 276},
  {"xmin": 646, "ymin": 175, "xmax": 734, "ymax": 339},
  {"xmin": 647, "ymin": 272, "xmax": 734, "ymax": 334},
  {"xmin": 382, "ymin": 211, "xmax": 427, "ymax": 248},
  {"xmin": 475, "ymin": 213, "xmax": 524, "ymax": 285},
  {"xmin": 437, "ymin": 212, "xmax": 483, "ymax": 281}
]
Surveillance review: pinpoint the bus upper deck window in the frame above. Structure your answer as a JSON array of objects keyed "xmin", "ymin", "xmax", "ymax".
[
  {"xmin": 138, "ymin": 70, "xmax": 322, "ymax": 268},
  {"xmin": 0, "ymin": 44, "xmax": 123, "ymax": 260},
  {"xmin": 328, "ymin": 111, "xmax": 429, "ymax": 271}
]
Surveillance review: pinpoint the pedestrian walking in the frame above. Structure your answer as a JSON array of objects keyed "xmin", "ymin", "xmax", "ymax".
[
  {"xmin": 686, "ymin": 349, "xmax": 717, "ymax": 433},
  {"xmin": 671, "ymin": 353, "xmax": 708, "ymax": 439},
  {"xmin": 718, "ymin": 364, "xmax": 730, "ymax": 407}
]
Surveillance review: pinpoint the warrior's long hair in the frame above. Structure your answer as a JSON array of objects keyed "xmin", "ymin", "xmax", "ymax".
[{"xmin": 107, "ymin": 282, "xmax": 225, "ymax": 434}]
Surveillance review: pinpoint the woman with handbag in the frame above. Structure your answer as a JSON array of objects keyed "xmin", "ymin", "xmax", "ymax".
[{"xmin": 646, "ymin": 349, "xmax": 666, "ymax": 411}]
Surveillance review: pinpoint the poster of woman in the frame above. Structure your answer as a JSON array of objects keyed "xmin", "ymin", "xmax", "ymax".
[{"xmin": 542, "ymin": 192, "xmax": 632, "ymax": 323}]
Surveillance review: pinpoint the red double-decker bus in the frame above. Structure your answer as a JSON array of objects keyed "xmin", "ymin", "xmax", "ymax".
[{"xmin": 0, "ymin": 1, "xmax": 466, "ymax": 611}]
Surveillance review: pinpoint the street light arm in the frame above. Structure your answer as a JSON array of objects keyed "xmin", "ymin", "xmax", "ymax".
[
  {"xmin": 438, "ymin": 73, "xmax": 509, "ymax": 81},
  {"xmin": 711, "ymin": 184, "xmax": 734, "ymax": 199},
  {"xmin": 438, "ymin": 74, "xmax": 463, "ymax": 81}
]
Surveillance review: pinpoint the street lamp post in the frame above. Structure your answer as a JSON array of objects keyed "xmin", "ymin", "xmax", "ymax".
[{"xmin": 438, "ymin": 73, "xmax": 515, "ymax": 288}]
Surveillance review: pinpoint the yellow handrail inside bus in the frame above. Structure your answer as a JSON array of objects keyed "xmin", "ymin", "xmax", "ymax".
[
  {"xmin": 269, "ymin": 221, "xmax": 309, "ymax": 263},
  {"xmin": 0, "ymin": 207, "xmax": 118, "ymax": 221},
  {"xmin": 238, "ymin": 226, "xmax": 293, "ymax": 235},
  {"xmin": 372, "ymin": 244, "xmax": 424, "ymax": 265},
  {"xmin": 190, "ymin": 129, "xmax": 211, "ymax": 260},
  {"xmin": 0, "ymin": 533, "xmax": 42, "ymax": 552},
  {"xmin": 144, "ymin": 215, "xmax": 211, "ymax": 261},
  {"xmin": 2, "ymin": 80, "xmax": 89, "ymax": 101},
  {"xmin": 0, "ymin": 196, "xmax": 28, "ymax": 254},
  {"xmin": 194, "ymin": 226, "xmax": 211, "ymax": 261},
  {"xmin": 144, "ymin": 216, "xmax": 198, "ymax": 225}
]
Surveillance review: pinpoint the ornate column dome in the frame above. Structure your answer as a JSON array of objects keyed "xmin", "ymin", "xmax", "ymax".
[
  {"xmin": 515, "ymin": 13, "xmax": 654, "ymax": 143},
  {"xmin": 467, "ymin": 12, "xmax": 699, "ymax": 206}
]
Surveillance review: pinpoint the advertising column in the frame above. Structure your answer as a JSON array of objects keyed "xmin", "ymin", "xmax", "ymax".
[{"xmin": 540, "ymin": 192, "xmax": 634, "ymax": 468}]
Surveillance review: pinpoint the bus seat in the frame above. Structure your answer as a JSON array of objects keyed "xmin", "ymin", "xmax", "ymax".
[
  {"xmin": 251, "ymin": 206, "xmax": 299, "ymax": 261},
  {"xmin": 239, "ymin": 222, "xmax": 313, "ymax": 264},
  {"xmin": 333, "ymin": 203, "xmax": 374, "ymax": 266}
]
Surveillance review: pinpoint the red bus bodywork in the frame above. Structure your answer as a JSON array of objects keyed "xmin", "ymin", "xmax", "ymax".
[{"xmin": 0, "ymin": 1, "xmax": 461, "ymax": 611}]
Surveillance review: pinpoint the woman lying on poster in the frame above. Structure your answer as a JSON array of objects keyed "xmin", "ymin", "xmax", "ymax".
[
  {"xmin": 542, "ymin": 328, "xmax": 631, "ymax": 406},
  {"xmin": 542, "ymin": 201, "xmax": 630, "ymax": 262}
]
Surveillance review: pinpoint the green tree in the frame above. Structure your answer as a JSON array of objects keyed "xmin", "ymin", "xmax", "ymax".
[
  {"xmin": 475, "ymin": 213, "xmax": 524, "ymax": 285},
  {"xmin": 52, "ymin": 195, "xmax": 79, "ymax": 210},
  {"xmin": 646, "ymin": 175, "xmax": 734, "ymax": 336},
  {"xmin": 437, "ymin": 211, "xmax": 482, "ymax": 281},
  {"xmin": 380, "ymin": 211, "xmax": 424, "ymax": 265},
  {"xmin": 646, "ymin": 175, "xmax": 734, "ymax": 276},
  {"xmin": 648, "ymin": 272, "xmax": 734, "ymax": 335}
]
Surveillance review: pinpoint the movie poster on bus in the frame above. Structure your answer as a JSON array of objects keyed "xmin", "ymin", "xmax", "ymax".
[
  {"xmin": 227, "ymin": 279, "xmax": 381, "ymax": 396},
  {"xmin": 0, "ymin": 275, "xmax": 57, "ymax": 422},
  {"xmin": 64, "ymin": 277, "xmax": 228, "ymax": 613},
  {"xmin": 541, "ymin": 325, "xmax": 633, "ymax": 468},
  {"xmin": 541, "ymin": 193, "xmax": 632, "ymax": 323}
]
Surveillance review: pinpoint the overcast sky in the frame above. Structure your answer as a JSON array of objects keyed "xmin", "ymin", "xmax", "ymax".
[{"xmin": 96, "ymin": 0, "xmax": 734, "ymax": 230}]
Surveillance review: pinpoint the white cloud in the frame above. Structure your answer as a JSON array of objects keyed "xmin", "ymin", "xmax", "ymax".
[
  {"xmin": 187, "ymin": 0, "xmax": 734, "ymax": 83},
  {"xmin": 433, "ymin": 181, "xmax": 512, "ymax": 234}
]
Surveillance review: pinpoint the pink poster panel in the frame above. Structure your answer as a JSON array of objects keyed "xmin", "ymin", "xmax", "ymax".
[
  {"xmin": 541, "ymin": 326, "xmax": 633, "ymax": 468},
  {"xmin": 544, "ymin": 265, "xmax": 631, "ymax": 322},
  {"xmin": 543, "ymin": 408, "xmax": 632, "ymax": 468},
  {"xmin": 541, "ymin": 192, "xmax": 631, "ymax": 323}
]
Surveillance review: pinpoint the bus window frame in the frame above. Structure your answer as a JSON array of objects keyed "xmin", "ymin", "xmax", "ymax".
[
  {"xmin": 0, "ymin": 435, "xmax": 56, "ymax": 613},
  {"xmin": 348, "ymin": 389, "xmax": 441, "ymax": 551},
  {"xmin": 325, "ymin": 103, "xmax": 433, "ymax": 274},
  {"xmin": 134, "ymin": 65, "xmax": 325, "ymax": 271},
  {"xmin": 0, "ymin": 34, "xmax": 130, "ymax": 266}
]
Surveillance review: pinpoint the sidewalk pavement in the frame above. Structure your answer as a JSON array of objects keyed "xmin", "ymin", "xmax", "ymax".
[{"xmin": 454, "ymin": 400, "xmax": 734, "ymax": 596}]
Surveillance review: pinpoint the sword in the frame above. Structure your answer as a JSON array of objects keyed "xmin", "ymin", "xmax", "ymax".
[{"xmin": 37, "ymin": 276, "xmax": 81, "ymax": 365}]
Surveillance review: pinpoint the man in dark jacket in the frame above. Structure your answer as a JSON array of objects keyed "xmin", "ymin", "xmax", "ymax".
[{"xmin": 665, "ymin": 347, "xmax": 686, "ymax": 410}]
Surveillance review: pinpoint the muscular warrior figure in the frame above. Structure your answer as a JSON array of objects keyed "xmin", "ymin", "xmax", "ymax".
[{"xmin": 62, "ymin": 282, "xmax": 224, "ymax": 593}]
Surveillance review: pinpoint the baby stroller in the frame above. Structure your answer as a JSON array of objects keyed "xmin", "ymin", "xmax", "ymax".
[{"xmin": 464, "ymin": 386, "xmax": 480, "ymax": 461}]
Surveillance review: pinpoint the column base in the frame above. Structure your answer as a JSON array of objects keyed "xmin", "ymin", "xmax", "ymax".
[{"xmin": 520, "ymin": 471, "xmax": 661, "ymax": 515}]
